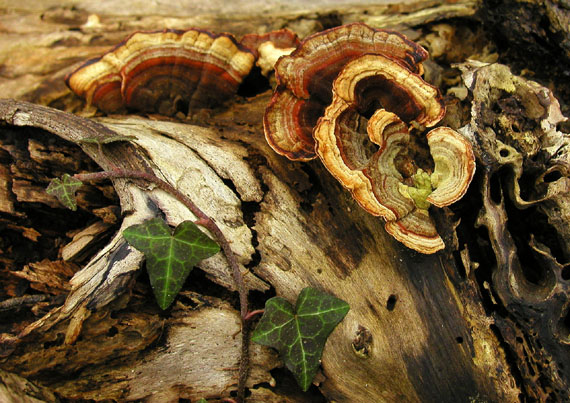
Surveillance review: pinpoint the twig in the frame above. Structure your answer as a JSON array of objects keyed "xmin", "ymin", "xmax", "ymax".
[
  {"xmin": 0, "ymin": 294, "xmax": 51, "ymax": 311},
  {"xmin": 75, "ymin": 169, "xmax": 251, "ymax": 402}
]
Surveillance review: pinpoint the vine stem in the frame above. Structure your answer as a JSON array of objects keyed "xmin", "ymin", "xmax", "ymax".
[
  {"xmin": 243, "ymin": 309, "xmax": 264, "ymax": 321},
  {"xmin": 75, "ymin": 169, "xmax": 251, "ymax": 402}
]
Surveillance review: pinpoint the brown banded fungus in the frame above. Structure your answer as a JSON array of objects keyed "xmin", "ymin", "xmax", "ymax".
[
  {"xmin": 240, "ymin": 29, "xmax": 300, "ymax": 76},
  {"xmin": 66, "ymin": 29, "xmax": 255, "ymax": 115},
  {"xmin": 313, "ymin": 54, "xmax": 475, "ymax": 253},
  {"xmin": 263, "ymin": 25, "xmax": 476, "ymax": 253},
  {"xmin": 425, "ymin": 127, "xmax": 476, "ymax": 207},
  {"xmin": 263, "ymin": 23, "xmax": 429, "ymax": 161}
]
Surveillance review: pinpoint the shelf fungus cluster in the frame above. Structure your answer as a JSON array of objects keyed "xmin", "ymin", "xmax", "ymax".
[
  {"xmin": 66, "ymin": 29, "xmax": 256, "ymax": 115},
  {"xmin": 66, "ymin": 28, "xmax": 299, "ymax": 116},
  {"xmin": 264, "ymin": 23, "xmax": 476, "ymax": 253}
]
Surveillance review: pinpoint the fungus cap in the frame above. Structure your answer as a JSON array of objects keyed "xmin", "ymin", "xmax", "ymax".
[
  {"xmin": 426, "ymin": 127, "xmax": 476, "ymax": 207},
  {"xmin": 240, "ymin": 29, "xmax": 300, "ymax": 75},
  {"xmin": 385, "ymin": 210, "xmax": 445, "ymax": 254},
  {"xmin": 312, "ymin": 54, "xmax": 474, "ymax": 254},
  {"xmin": 263, "ymin": 23, "xmax": 429, "ymax": 161},
  {"xmin": 314, "ymin": 54, "xmax": 446, "ymax": 219},
  {"xmin": 66, "ymin": 29, "xmax": 255, "ymax": 115}
]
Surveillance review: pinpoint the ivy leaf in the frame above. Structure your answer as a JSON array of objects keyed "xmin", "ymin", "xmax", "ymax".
[
  {"xmin": 46, "ymin": 174, "xmax": 83, "ymax": 211},
  {"xmin": 252, "ymin": 287, "xmax": 350, "ymax": 391},
  {"xmin": 123, "ymin": 218, "xmax": 220, "ymax": 309}
]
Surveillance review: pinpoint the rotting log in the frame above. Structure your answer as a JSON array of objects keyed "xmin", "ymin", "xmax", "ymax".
[{"xmin": 0, "ymin": 0, "xmax": 569, "ymax": 401}]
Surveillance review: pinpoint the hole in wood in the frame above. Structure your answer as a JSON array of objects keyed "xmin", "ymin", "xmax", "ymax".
[
  {"xmin": 558, "ymin": 308, "xmax": 570, "ymax": 341},
  {"xmin": 107, "ymin": 326, "xmax": 118, "ymax": 337},
  {"xmin": 489, "ymin": 169, "xmax": 505, "ymax": 204},
  {"xmin": 386, "ymin": 294, "xmax": 397, "ymax": 311},
  {"xmin": 543, "ymin": 170, "xmax": 562, "ymax": 183}
]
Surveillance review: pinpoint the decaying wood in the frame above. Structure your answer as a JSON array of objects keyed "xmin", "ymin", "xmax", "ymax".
[
  {"xmin": 0, "ymin": 0, "xmax": 569, "ymax": 401},
  {"xmin": 0, "ymin": 368, "xmax": 59, "ymax": 403},
  {"xmin": 459, "ymin": 61, "xmax": 570, "ymax": 401},
  {"xmin": 39, "ymin": 295, "xmax": 278, "ymax": 402}
]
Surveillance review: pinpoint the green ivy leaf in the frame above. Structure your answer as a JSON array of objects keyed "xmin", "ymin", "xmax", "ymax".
[
  {"xmin": 252, "ymin": 287, "xmax": 350, "ymax": 391},
  {"xmin": 123, "ymin": 218, "xmax": 220, "ymax": 309},
  {"xmin": 46, "ymin": 174, "xmax": 83, "ymax": 211},
  {"xmin": 195, "ymin": 399, "xmax": 207, "ymax": 403}
]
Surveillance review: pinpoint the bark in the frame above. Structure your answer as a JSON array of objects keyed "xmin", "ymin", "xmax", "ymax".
[{"xmin": 0, "ymin": 0, "xmax": 569, "ymax": 402}]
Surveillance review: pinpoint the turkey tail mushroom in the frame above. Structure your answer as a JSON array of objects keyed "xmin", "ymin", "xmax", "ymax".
[
  {"xmin": 263, "ymin": 25, "xmax": 476, "ymax": 253},
  {"xmin": 65, "ymin": 29, "xmax": 256, "ymax": 116},
  {"xmin": 240, "ymin": 29, "xmax": 300, "ymax": 76},
  {"xmin": 263, "ymin": 22, "xmax": 429, "ymax": 161}
]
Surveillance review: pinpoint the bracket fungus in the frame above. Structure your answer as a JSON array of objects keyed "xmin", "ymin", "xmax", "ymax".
[
  {"xmin": 264, "ymin": 24, "xmax": 476, "ymax": 253},
  {"xmin": 240, "ymin": 29, "xmax": 300, "ymax": 76},
  {"xmin": 66, "ymin": 29, "xmax": 255, "ymax": 115},
  {"xmin": 264, "ymin": 23, "xmax": 429, "ymax": 161}
]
